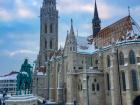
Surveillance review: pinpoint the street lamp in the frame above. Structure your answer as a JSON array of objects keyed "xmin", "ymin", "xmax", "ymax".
[{"xmin": 86, "ymin": 75, "xmax": 89, "ymax": 105}]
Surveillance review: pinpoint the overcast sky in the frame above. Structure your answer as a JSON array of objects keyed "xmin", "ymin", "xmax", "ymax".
[{"xmin": 0, "ymin": 0, "xmax": 140, "ymax": 75}]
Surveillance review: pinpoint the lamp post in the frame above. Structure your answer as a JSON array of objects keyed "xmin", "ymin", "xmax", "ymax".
[
  {"xmin": 86, "ymin": 75, "xmax": 89, "ymax": 105},
  {"xmin": 116, "ymin": 48, "xmax": 123, "ymax": 105}
]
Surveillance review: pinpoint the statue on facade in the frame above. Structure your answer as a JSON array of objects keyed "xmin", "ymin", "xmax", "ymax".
[{"xmin": 16, "ymin": 59, "xmax": 33, "ymax": 95}]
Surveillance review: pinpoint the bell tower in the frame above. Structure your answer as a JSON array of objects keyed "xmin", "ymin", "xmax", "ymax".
[
  {"xmin": 39, "ymin": 0, "xmax": 58, "ymax": 67},
  {"xmin": 92, "ymin": 0, "xmax": 101, "ymax": 38}
]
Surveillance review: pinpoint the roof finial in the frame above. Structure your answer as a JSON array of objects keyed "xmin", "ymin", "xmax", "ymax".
[{"xmin": 128, "ymin": 6, "xmax": 131, "ymax": 16}]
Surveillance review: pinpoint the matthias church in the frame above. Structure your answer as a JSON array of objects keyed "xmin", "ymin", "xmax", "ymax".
[{"xmin": 33, "ymin": 0, "xmax": 140, "ymax": 105}]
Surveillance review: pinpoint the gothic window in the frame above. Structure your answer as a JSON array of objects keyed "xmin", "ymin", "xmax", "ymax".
[
  {"xmin": 50, "ymin": 23, "xmax": 53, "ymax": 33},
  {"xmin": 106, "ymin": 73, "xmax": 110, "ymax": 90},
  {"xmin": 92, "ymin": 83, "xmax": 95, "ymax": 91},
  {"xmin": 107, "ymin": 55, "xmax": 111, "ymax": 67},
  {"xmin": 70, "ymin": 47, "xmax": 72, "ymax": 51},
  {"xmin": 131, "ymin": 70, "xmax": 138, "ymax": 91},
  {"xmin": 97, "ymin": 83, "xmax": 100, "ymax": 91},
  {"xmin": 129, "ymin": 50, "xmax": 136, "ymax": 64},
  {"xmin": 73, "ymin": 47, "xmax": 75, "ymax": 51},
  {"xmin": 121, "ymin": 71, "xmax": 126, "ymax": 91},
  {"xmin": 44, "ymin": 24, "xmax": 47, "ymax": 33},
  {"xmin": 50, "ymin": 40, "xmax": 53, "ymax": 49},
  {"xmin": 119, "ymin": 52, "xmax": 124, "ymax": 65},
  {"xmin": 45, "ymin": 39, "xmax": 47, "ymax": 48}
]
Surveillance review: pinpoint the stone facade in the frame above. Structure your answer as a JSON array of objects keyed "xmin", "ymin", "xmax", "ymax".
[{"xmin": 33, "ymin": 0, "xmax": 140, "ymax": 105}]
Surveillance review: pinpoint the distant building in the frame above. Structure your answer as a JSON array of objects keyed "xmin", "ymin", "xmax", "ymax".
[{"xmin": 0, "ymin": 71, "xmax": 18, "ymax": 94}]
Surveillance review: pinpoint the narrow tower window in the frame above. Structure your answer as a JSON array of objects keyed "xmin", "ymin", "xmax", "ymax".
[
  {"xmin": 106, "ymin": 73, "xmax": 110, "ymax": 90},
  {"xmin": 107, "ymin": 55, "xmax": 111, "ymax": 67},
  {"xmin": 50, "ymin": 23, "xmax": 53, "ymax": 33},
  {"xmin": 92, "ymin": 83, "xmax": 95, "ymax": 91},
  {"xmin": 121, "ymin": 71, "xmax": 126, "ymax": 91},
  {"xmin": 44, "ymin": 24, "xmax": 47, "ymax": 33},
  {"xmin": 50, "ymin": 40, "xmax": 53, "ymax": 49},
  {"xmin": 131, "ymin": 70, "xmax": 138, "ymax": 91},
  {"xmin": 119, "ymin": 52, "xmax": 124, "ymax": 65},
  {"xmin": 129, "ymin": 50, "xmax": 136, "ymax": 64},
  {"xmin": 45, "ymin": 39, "xmax": 47, "ymax": 48},
  {"xmin": 97, "ymin": 83, "xmax": 100, "ymax": 91}
]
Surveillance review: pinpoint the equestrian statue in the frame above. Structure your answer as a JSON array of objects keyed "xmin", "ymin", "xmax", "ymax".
[{"xmin": 16, "ymin": 59, "xmax": 33, "ymax": 95}]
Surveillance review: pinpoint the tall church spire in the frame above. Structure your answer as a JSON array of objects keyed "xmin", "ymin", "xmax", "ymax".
[
  {"xmin": 94, "ymin": 0, "xmax": 99, "ymax": 20},
  {"xmin": 70, "ymin": 19, "xmax": 75, "ymax": 35},
  {"xmin": 92, "ymin": 0, "xmax": 101, "ymax": 38}
]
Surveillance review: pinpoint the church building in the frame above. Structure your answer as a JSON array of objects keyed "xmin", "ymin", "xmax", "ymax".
[{"xmin": 33, "ymin": 0, "xmax": 140, "ymax": 105}]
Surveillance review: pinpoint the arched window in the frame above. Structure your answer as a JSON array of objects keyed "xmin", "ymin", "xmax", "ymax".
[
  {"xmin": 44, "ymin": 24, "xmax": 47, "ymax": 33},
  {"xmin": 119, "ymin": 52, "xmax": 124, "ymax": 65},
  {"xmin": 106, "ymin": 73, "xmax": 110, "ymax": 90},
  {"xmin": 50, "ymin": 23, "xmax": 53, "ymax": 33},
  {"xmin": 45, "ymin": 39, "xmax": 47, "ymax": 48},
  {"xmin": 129, "ymin": 50, "xmax": 136, "ymax": 64},
  {"xmin": 107, "ymin": 55, "xmax": 111, "ymax": 67},
  {"xmin": 121, "ymin": 72, "xmax": 126, "ymax": 91},
  {"xmin": 50, "ymin": 40, "xmax": 53, "ymax": 49},
  {"xmin": 92, "ymin": 83, "xmax": 95, "ymax": 91},
  {"xmin": 97, "ymin": 83, "xmax": 100, "ymax": 91},
  {"xmin": 131, "ymin": 70, "xmax": 138, "ymax": 91},
  {"xmin": 73, "ymin": 47, "xmax": 75, "ymax": 51},
  {"xmin": 70, "ymin": 47, "xmax": 72, "ymax": 51}
]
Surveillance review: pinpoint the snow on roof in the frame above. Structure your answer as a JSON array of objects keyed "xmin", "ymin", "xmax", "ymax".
[
  {"xmin": 77, "ymin": 36, "xmax": 97, "ymax": 54},
  {"xmin": 0, "ymin": 73, "xmax": 17, "ymax": 80}
]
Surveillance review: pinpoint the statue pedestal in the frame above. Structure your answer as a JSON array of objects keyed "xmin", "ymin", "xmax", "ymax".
[{"xmin": 5, "ymin": 94, "xmax": 38, "ymax": 105}]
